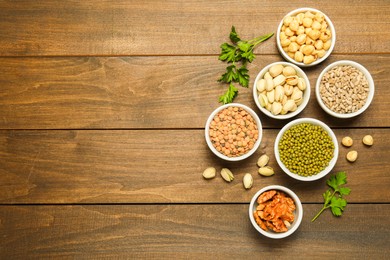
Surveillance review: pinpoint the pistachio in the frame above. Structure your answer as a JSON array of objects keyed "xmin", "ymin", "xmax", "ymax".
[
  {"xmin": 346, "ymin": 150, "xmax": 358, "ymax": 162},
  {"xmin": 274, "ymin": 85, "xmax": 284, "ymax": 102},
  {"xmin": 297, "ymin": 78, "xmax": 306, "ymax": 91},
  {"xmin": 286, "ymin": 75, "xmax": 299, "ymax": 86},
  {"xmin": 271, "ymin": 102, "xmax": 282, "ymax": 115},
  {"xmin": 258, "ymin": 166, "xmax": 275, "ymax": 176},
  {"xmin": 362, "ymin": 135, "xmax": 374, "ymax": 146},
  {"xmin": 257, "ymin": 154, "xmax": 269, "ymax": 167},
  {"xmin": 283, "ymin": 99, "xmax": 296, "ymax": 113},
  {"xmin": 284, "ymin": 84, "xmax": 294, "ymax": 96},
  {"xmin": 220, "ymin": 168, "xmax": 234, "ymax": 182},
  {"xmin": 282, "ymin": 66, "xmax": 297, "ymax": 77},
  {"xmin": 269, "ymin": 64, "xmax": 284, "ymax": 78},
  {"xmin": 267, "ymin": 89, "xmax": 275, "ymax": 104},
  {"xmin": 202, "ymin": 167, "xmax": 216, "ymax": 179},
  {"xmin": 291, "ymin": 87, "xmax": 303, "ymax": 101},
  {"xmin": 273, "ymin": 74, "xmax": 286, "ymax": 86},
  {"xmin": 243, "ymin": 173, "xmax": 253, "ymax": 189},
  {"xmin": 265, "ymin": 78, "xmax": 275, "ymax": 91},
  {"xmin": 256, "ymin": 79, "xmax": 266, "ymax": 92},
  {"xmin": 341, "ymin": 136, "xmax": 353, "ymax": 147},
  {"xmin": 264, "ymin": 72, "xmax": 273, "ymax": 80},
  {"xmin": 258, "ymin": 93, "xmax": 268, "ymax": 108}
]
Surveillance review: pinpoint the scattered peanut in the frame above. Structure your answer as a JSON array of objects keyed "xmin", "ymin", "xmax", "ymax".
[
  {"xmin": 280, "ymin": 10, "xmax": 332, "ymax": 64},
  {"xmin": 362, "ymin": 135, "xmax": 374, "ymax": 146},
  {"xmin": 243, "ymin": 173, "xmax": 253, "ymax": 189},
  {"xmin": 202, "ymin": 167, "xmax": 216, "ymax": 179},
  {"xmin": 258, "ymin": 166, "xmax": 275, "ymax": 176},
  {"xmin": 220, "ymin": 168, "xmax": 234, "ymax": 182},
  {"xmin": 257, "ymin": 154, "xmax": 270, "ymax": 168},
  {"xmin": 341, "ymin": 136, "xmax": 353, "ymax": 147},
  {"xmin": 346, "ymin": 150, "xmax": 358, "ymax": 162},
  {"xmin": 256, "ymin": 64, "xmax": 306, "ymax": 116}
]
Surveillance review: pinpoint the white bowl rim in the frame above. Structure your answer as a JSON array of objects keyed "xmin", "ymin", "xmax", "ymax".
[
  {"xmin": 276, "ymin": 7, "xmax": 336, "ymax": 67},
  {"xmin": 315, "ymin": 60, "xmax": 375, "ymax": 118},
  {"xmin": 252, "ymin": 61, "xmax": 311, "ymax": 119},
  {"xmin": 274, "ymin": 117, "xmax": 339, "ymax": 181},
  {"xmin": 205, "ymin": 103, "xmax": 263, "ymax": 161},
  {"xmin": 249, "ymin": 185, "xmax": 303, "ymax": 239}
]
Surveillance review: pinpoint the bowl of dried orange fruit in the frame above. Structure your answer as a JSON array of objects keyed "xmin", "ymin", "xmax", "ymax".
[{"xmin": 249, "ymin": 185, "xmax": 303, "ymax": 239}]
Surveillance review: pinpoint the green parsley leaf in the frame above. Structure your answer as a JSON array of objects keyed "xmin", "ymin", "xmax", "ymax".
[
  {"xmin": 236, "ymin": 66, "xmax": 249, "ymax": 87},
  {"xmin": 218, "ymin": 84, "xmax": 238, "ymax": 104},
  {"xmin": 312, "ymin": 171, "xmax": 351, "ymax": 222},
  {"xmin": 218, "ymin": 65, "xmax": 238, "ymax": 83},
  {"xmin": 229, "ymin": 26, "xmax": 241, "ymax": 44},
  {"xmin": 219, "ymin": 43, "xmax": 236, "ymax": 62}
]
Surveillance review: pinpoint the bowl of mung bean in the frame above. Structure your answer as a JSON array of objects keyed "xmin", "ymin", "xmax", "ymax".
[
  {"xmin": 205, "ymin": 103, "xmax": 262, "ymax": 161},
  {"xmin": 274, "ymin": 118, "xmax": 338, "ymax": 181},
  {"xmin": 315, "ymin": 60, "xmax": 375, "ymax": 118},
  {"xmin": 249, "ymin": 185, "xmax": 303, "ymax": 239},
  {"xmin": 253, "ymin": 61, "xmax": 310, "ymax": 119},
  {"xmin": 276, "ymin": 7, "xmax": 336, "ymax": 67}
]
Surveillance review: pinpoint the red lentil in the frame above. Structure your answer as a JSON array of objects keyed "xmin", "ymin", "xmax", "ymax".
[{"xmin": 209, "ymin": 106, "xmax": 259, "ymax": 157}]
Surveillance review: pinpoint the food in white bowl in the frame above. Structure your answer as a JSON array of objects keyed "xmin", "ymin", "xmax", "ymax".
[
  {"xmin": 276, "ymin": 8, "xmax": 336, "ymax": 67},
  {"xmin": 253, "ymin": 61, "xmax": 310, "ymax": 119},
  {"xmin": 315, "ymin": 60, "xmax": 375, "ymax": 118},
  {"xmin": 274, "ymin": 118, "xmax": 338, "ymax": 181},
  {"xmin": 249, "ymin": 185, "xmax": 303, "ymax": 239},
  {"xmin": 205, "ymin": 103, "xmax": 262, "ymax": 161}
]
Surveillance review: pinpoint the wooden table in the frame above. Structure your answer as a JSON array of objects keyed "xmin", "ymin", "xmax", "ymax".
[{"xmin": 1, "ymin": 1, "xmax": 389, "ymax": 258}]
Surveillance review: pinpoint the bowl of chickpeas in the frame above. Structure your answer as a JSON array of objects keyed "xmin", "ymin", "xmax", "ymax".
[
  {"xmin": 205, "ymin": 103, "xmax": 262, "ymax": 161},
  {"xmin": 276, "ymin": 7, "xmax": 336, "ymax": 67},
  {"xmin": 274, "ymin": 118, "xmax": 338, "ymax": 181}
]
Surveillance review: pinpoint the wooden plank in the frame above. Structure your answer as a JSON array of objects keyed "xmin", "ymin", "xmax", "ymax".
[
  {"xmin": 0, "ymin": 1, "xmax": 389, "ymax": 56},
  {"xmin": 0, "ymin": 204, "xmax": 389, "ymax": 258},
  {"xmin": 0, "ymin": 54, "xmax": 388, "ymax": 129},
  {"xmin": 1, "ymin": 129, "xmax": 388, "ymax": 204}
]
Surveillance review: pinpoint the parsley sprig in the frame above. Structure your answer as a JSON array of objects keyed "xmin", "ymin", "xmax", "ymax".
[
  {"xmin": 311, "ymin": 171, "xmax": 351, "ymax": 222},
  {"xmin": 218, "ymin": 26, "xmax": 274, "ymax": 104}
]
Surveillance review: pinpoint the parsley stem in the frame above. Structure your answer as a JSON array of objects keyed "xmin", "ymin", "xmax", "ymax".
[{"xmin": 311, "ymin": 205, "xmax": 331, "ymax": 222}]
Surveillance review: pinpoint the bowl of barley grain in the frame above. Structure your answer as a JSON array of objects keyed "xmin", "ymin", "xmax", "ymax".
[{"xmin": 315, "ymin": 60, "xmax": 375, "ymax": 118}]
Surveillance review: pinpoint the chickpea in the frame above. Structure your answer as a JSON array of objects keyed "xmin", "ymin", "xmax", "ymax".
[
  {"xmin": 303, "ymin": 55, "xmax": 315, "ymax": 64},
  {"xmin": 288, "ymin": 42, "xmax": 299, "ymax": 52},
  {"xmin": 302, "ymin": 17, "xmax": 313, "ymax": 28},
  {"xmin": 323, "ymin": 40, "xmax": 332, "ymax": 51},
  {"xmin": 312, "ymin": 20, "xmax": 322, "ymax": 30},
  {"xmin": 294, "ymin": 51, "xmax": 304, "ymax": 62},
  {"xmin": 314, "ymin": 40, "xmax": 324, "ymax": 50},
  {"xmin": 296, "ymin": 34, "xmax": 307, "ymax": 45}
]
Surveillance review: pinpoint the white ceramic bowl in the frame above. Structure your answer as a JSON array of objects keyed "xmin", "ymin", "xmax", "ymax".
[
  {"xmin": 253, "ymin": 61, "xmax": 310, "ymax": 119},
  {"xmin": 249, "ymin": 185, "xmax": 303, "ymax": 239},
  {"xmin": 276, "ymin": 7, "xmax": 336, "ymax": 67},
  {"xmin": 205, "ymin": 103, "xmax": 262, "ymax": 161},
  {"xmin": 274, "ymin": 118, "xmax": 338, "ymax": 181},
  {"xmin": 315, "ymin": 60, "xmax": 375, "ymax": 118}
]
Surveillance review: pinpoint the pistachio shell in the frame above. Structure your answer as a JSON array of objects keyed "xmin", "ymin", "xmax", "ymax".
[
  {"xmin": 256, "ymin": 79, "xmax": 266, "ymax": 92},
  {"xmin": 243, "ymin": 173, "xmax": 253, "ymax": 189},
  {"xmin": 274, "ymin": 85, "xmax": 284, "ymax": 102},
  {"xmin": 258, "ymin": 93, "xmax": 268, "ymax": 108},
  {"xmin": 273, "ymin": 74, "xmax": 286, "ymax": 88},
  {"xmin": 202, "ymin": 167, "xmax": 216, "ymax": 179},
  {"xmin": 291, "ymin": 87, "xmax": 303, "ymax": 101},
  {"xmin": 282, "ymin": 66, "xmax": 297, "ymax": 77},
  {"xmin": 297, "ymin": 78, "xmax": 306, "ymax": 91},
  {"xmin": 267, "ymin": 89, "xmax": 275, "ymax": 104},
  {"xmin": 284, "ymin": 84, "xmax": 294, "ymax": 96},
  {"xmin": 271, "ymin": 102, "xmax": 282, "ymax": 115},
  {"xmin": 257, "ymin": 154, "xmax": 269, "ymax": 167},
  {"xmin": 264, "ymin": 72, "xmax": 273, "ymax": 80},
  {"xmin": 220, "ymin": 168, "xmax": 234, "ymax": 182},
  {"xmin": 286, "ymin": 75, "xmax": 299, "ymax": 86},
  {"xmin": 269, "ymin": 64, "xmax": 284, "ymax": 78},
  {"xmin": 282, "ymin": 99, "xmax": 296, "ymax": 112},
  {"xmin": 258, "ymin": 166, "xmax": 275, "ymax": 176},
  {"xmin": 265, "ymin": 78, "xmax": 274, "ymax": 91}
]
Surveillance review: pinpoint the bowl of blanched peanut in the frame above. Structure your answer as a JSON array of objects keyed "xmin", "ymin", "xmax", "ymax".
[
  {"xmin": 205, "ymin": 103, "xmax": 262, "ymax": 161},
  {"xmin": 276, "ymin": 7, "xmax": 336, "ymax": 67}
]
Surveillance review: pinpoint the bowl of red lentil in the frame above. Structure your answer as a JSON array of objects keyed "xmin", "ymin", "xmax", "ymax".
[
  {"xmin": 315, "ymin": 60, "xmax": 375, "ymax": 118},
  {"xmin": 205, "ymin": 103, "xmax": 262, "ymax": 161},
  {"xmin": 253, "ymin": 61, "xmax": 311, "ymax": 119},
  {"xmin": 274, "ymin": 118, "xmax": 338, "ymax": 181}
]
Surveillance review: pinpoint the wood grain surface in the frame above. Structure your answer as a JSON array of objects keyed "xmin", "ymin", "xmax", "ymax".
[
  {"xmin": 0, "ymin": 204, "xmax": 389, "ymax": 259},
  {"xmin": 0, "ymin": 0, "xmax": 389, "ymax": 258}
]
